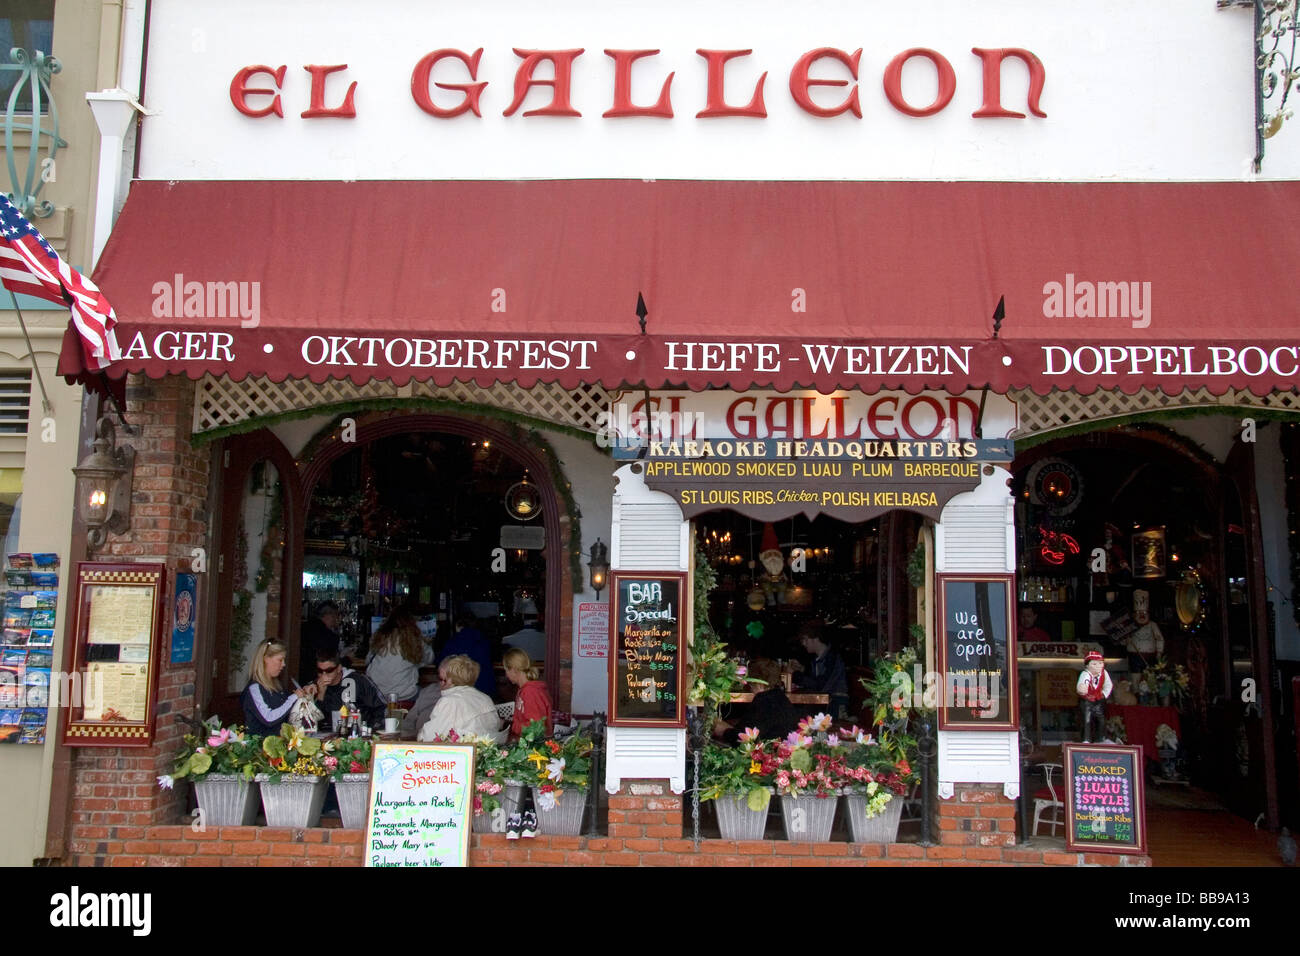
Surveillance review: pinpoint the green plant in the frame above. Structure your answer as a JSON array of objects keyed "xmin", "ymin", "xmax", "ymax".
[
  {"xmin": 254, "ymin": 723, "xmax": 326, "ymax": 781},
  {"xmin": 859, "ymin": 646, "xmax": 930, "ymax": 771},
  {"xmin": 321, "ymin": 735, "xmax": 372, "ymax": 779},
  {"xmin": 699, "ymin": 736, "xmax": 772, "ymax": 811},
  {"xmin": 160, "ymin": 716, "xmax": 260, "ymax": 788},
  {"xmin": 510, "ymin": 719, "xmax": 594, "ymax": 810},
  {"xmin": 687, "ymin": 544, "xmax": 742, "ymax": 733}
]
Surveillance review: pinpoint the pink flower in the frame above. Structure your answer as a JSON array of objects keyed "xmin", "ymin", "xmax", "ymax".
[
  {"xmin": 738, "ymin": 727, "xmax": 761, "ymax": 744},
  {"xmin": 473, "ymin": 795, "xmax": 483, "ymax": 813},
  {"xmin": 323, "ymin": 756, "xmax": 338, "ymax": 770},
  {"xmin": 486, "ymin": 768, "xmax": 496, "ymax": 777},
  {"xmin": 206, "ymin": 728, "xmax": 230, "ymax": 748}
]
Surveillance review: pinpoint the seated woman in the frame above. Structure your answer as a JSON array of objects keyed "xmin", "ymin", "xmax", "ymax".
[
  {"xmin": 503, "ymin": 647, "xmax": 552, "ymax": 740},
  {"xmin": 242, "ymin": 639, "xmax": 314, "ymax": 736},
  {"xmin": 366, "ymin": 606, "xmax": 433, "ymax": 708},
  {"xmin": 417, "ymin": 654, "xmax": 504, "ymax": 742}
]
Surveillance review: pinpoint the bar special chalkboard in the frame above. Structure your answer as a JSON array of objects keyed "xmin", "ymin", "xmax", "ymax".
[
  {"xmin": 1063, "ymin": 743, "xmax": 1147, "ymax": 855},
  {"xmin": 936, "ymin": 574, "xmax": 1017, "ymax": 730},
  {"xmin": 607, "ymin": 570, "xmax": 687, "ymax": 728}
]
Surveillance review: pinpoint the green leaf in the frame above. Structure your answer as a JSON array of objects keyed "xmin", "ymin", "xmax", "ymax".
[
  {"xmin": 189, "ymin": 752, "xmax": 212, "ymax": 776},
  {"xmin": 263, "ymin": 736, "xmax": 286, "ymax": 760},
  {"xmin": 298, "ymin": 736, "xmax": 321, "ymax": 757},
  {"xmin": 746, "ymin": 788, "xmax": 771, "ymax": 812},
  {"xmin": 790, "ymin": 748, "xmax": 812, "ymax": 773}
]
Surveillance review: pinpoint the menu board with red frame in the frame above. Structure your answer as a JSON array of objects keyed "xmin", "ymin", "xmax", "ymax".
[
  {"xmin": 62, "ymin": 563, "xmax": 167, "ymax": 747},
  {"xmin": 607, "ymin": 571, "xmax": 687, "ymax": 728}
]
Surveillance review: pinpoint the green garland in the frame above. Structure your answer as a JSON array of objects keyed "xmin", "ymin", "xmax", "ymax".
[{"xmin": 687, "ymin": 544, "xmax": 742, "ymax": 733}]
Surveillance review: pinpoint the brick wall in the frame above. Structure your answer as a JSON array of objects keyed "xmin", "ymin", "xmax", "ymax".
[
  {"xmin": 62, "ymin": 781, "xmax": 1149, "ymax": 866},
  {"xmin": 61, "ymin": 375, "xmax": 212, "ymax": 854}
]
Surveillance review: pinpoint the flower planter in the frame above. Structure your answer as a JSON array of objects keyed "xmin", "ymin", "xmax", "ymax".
[
  {"xmin": 473, "ymin": 780, "xmax": 526, "ymax": 833},
  {"xmin": 193, "ymin": 774, "xmax": 259, "ymax": 827},
  {"xmin": 532, "ymin": 786, "xmax": 587, "ymax": 835},
  {"xmin": 334, "ymin": 773, "xmax": 372, "ymax": 830},
  {"xmin": 713, "ymin": 792, "xmax": 770, "ymax": 841},
  {"xmin": 255, "ymin": 774, "xmax": 329, "ymax": 828},
  {"xmin": 844, "ymin": 791, "xmax": 904, "ymax": 843},
  {"xmin": 779, "ymin": 792, "xmax": 838, "ymax": 842}
]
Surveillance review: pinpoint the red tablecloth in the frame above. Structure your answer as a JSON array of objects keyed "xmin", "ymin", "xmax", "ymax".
[{"xmin": 1108, "ymin": 705, "xmax": 1181, "ymax": 762}]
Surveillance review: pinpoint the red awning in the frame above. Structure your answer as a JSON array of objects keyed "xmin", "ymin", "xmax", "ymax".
[{"xmin": 60, "ymin": 179, "xmax": 1300, "ymax": 396}]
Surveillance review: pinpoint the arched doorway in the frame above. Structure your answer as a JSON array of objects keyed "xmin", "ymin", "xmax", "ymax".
[
  {"xmin": 1011, "ymin": 425, "xmax": 1278, "ymax": 825},
  {"xmin": 296, "ymin": 413, "xmax": 568, "ymax": 704}
]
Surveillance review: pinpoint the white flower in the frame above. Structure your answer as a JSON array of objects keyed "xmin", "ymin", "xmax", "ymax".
[
  {"xmin": 536, "ymin": 789, "xmax": 558, "ymax": 811},
  {"xmin": 156, "ymin": 775, "xmax": 175, "ymax": 790},
  {"xmin": 545, "ymin": 757, "xmax": 566, "ymax": 782}
]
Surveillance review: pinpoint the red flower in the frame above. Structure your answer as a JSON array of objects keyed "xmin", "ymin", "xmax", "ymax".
[
  {"xmin": 545, "ymin": 740, "xmax": 561, "ymax": 754},
  {"xmin": 349, "ymin": 761, "xmax": 365, "ymax": 773}
]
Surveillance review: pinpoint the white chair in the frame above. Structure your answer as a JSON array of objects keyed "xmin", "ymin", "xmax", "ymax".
[{"xmin": 1031, "ymin": 762, "xmax": 1064, "ymax": 836}]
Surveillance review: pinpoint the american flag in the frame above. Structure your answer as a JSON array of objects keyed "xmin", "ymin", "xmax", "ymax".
[{"xmin": 0, "ymin": 193, "xmax": 120, "ymax": 371}]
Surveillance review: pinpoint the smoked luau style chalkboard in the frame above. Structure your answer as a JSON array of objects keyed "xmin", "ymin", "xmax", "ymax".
[
  {"xmin": 1063, "ymin": 743, "xmax": 1147, "ymax": 854},
  {"xmin": 936, "ymin": 574, "xmax": 1017, "ymax": 731},
  {"xmin": 607, "ymin": 571, "xmax": 687, "ymax": 728}
]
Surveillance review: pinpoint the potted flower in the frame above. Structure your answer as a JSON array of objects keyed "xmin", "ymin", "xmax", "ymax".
[
  {"xmin": 513, "ymin": 719, "xmax": 593, "ymax": 835},
  {"xmin": 254, "ymin": 723, "xmax": 329, "ymax": 827},
  {"xmin": 773, "ymin": 714, "xmax": 847, "ymax": 842},
  {"xmin": 160, "ymin": 715, "xmax": 261, "ymax": 826},
  {"xmin": 699, "ymin": 728, "xmax": 774, "ymax": 840},
  {"xmin": 1147, "ymin": 659, "xmax": 1190, "ymax": 708},
  {"xmin": 323, "ymin": 736, "xmax": 373, "ymax": 829},
  {"xmin": 839, "ymin": 725, "xmax": 913, "ymax": 843},
  {"xmin": 427, "ymin": 731, "xmax": 527, "ymax": 834}
]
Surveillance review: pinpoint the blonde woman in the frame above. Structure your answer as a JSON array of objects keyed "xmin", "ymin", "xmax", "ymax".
[
  {"xmin": 503, "ymin": 647, "xmax": 552, "ymax": 740},
  {"xmin": 365, "ymin": 607, "xmax": 433, "ymax": 706},
  {"xmin": 417, "ymin": 655, "xmax": 503, "ymax": 742},
  {"xmin": 242, "ymin": 639, "xmax": 313, "ymax": 736}
]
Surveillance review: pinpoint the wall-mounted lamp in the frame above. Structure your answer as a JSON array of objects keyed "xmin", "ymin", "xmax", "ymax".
[
  {"xmin": 588, "ymin": 537, "xmax": 609, "ymax": 599},
  {"xmin": 72, "ymin": 416, "xmax": 135, "ymax": 553}
]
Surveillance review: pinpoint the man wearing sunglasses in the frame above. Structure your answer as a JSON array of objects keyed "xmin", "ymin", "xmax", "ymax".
[{"xmin": 312, "ymin": 648, "xmax": 387, "ymax": 732}]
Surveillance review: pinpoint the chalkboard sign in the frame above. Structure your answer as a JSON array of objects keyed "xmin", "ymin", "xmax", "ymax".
[
  {"xmin": 364, "ymin": 742, "xmax": 476, "ymax": 867},
  {"xmin": 607, "ymin": 570, "xmax": 687, "ymax": 728},
  {"xmin": 936, "ymin": 574, "xmax": 1017, "ymax": 730},
  {"xmin": 1063, "ymin": 743, "xmax": 1147, "ymax": 854}
]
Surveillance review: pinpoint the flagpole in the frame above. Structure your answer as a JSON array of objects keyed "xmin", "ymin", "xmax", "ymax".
[{"xmin": 5, "ymin": 288, "xmax": 53, "ymax": 415}]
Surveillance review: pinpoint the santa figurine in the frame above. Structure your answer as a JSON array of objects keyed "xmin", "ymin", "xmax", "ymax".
[{"xmin": 1076, "ymin": 650, "xmax": 1113, "ymax": 743}]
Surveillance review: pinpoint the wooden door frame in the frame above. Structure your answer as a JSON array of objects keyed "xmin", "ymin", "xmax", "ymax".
[
  {"xmin": 210, "ymin": 430, "xmax": 304, "ymax": 723},
  {"xmin": 1224, "ymin": 436, "xmax": 1281, "ymax": 830}
]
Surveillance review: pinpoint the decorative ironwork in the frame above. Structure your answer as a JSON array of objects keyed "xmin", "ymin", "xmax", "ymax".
[
  {"xmin": 1220, "ymin": 0, "xmax": 1300, "ymax": 169},
  {"xmin": 2, "ymin": 47, "xmax": 64, "ymax": 218}
]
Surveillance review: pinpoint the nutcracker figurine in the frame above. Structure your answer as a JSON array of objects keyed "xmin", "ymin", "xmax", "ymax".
[{"xmin": 1076, "ymin": 650, "xmax": 1113, "ymax": 743}]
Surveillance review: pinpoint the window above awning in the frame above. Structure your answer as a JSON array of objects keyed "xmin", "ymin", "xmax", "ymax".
[{"xmin": 60, "ymin": 179, "xmax": 1300, "ymax": 397}]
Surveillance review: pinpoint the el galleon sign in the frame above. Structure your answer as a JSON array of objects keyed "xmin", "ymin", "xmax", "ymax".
[{"xmin": 608, "ymin": 390, "xmax": 1014, "ymax": 521}]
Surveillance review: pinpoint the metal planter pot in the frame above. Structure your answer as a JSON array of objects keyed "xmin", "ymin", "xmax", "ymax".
[
  {"xmin": 532, "ymin": 786, "xmax": 587, "ymax": 835},
  {"xmin": 473, "ymin": 780, "xmax": 526, "ymax": 834},
  {"xmin": 193, "ymin": 774, "xmax": 260, "ymax": 827},
  {"xmin": 334, "ymin": 773, "xmax": 372, "ymax": 830},
  {"xmin": 844, "ymin": 791, "xmax": 904, "ymax": 843},
  {"xmin": 255, "ymin": 774, "xmax": 329, "ymax": 828},
  {"xmin": 779, "ymin": 792, "xmax": 839, "ymax": 842},
  {"xmin": 713, "ymin": 792, "xmax": 770, "ymax": 841}
]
